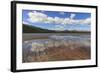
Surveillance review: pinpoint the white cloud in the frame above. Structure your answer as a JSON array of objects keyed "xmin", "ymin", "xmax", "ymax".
[
  {"xmin": 54, "ymin": 17, "xmax": 64, "ymax": 24},
  {"xmin": 27, "ymin": 11, "xmax": 91, "ymax": 25},
  {"xmin": 28, "ymin": 11, "xmax": 47, "ymax": 23},
  {"xmin": 70, "ymin": 14, "xmax": 76, "ymax": 19},
  {"xmin": 82, "ymin": 18, "xmax": 91, "ymax": 24},
  {"xmin": 23, "ymin": 21, "xmax": 29, "ymax": 24},
  {"xmin": 52, "ymin": 25, "xmax": 65, "ymax": 31},
  {"xmin": 59, "ymin": 12, "xmax": 65, "ymax": 15},
  {"xmin": 46, "ymin": 17, "xmax": 54, "ymax": 23}
]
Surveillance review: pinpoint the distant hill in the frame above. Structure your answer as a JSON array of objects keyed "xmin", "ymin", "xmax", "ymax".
[
  {"xmin": 23, "ymin": 24, "xmax": 90, "ymax": 33},
  {"xmin": 23, "ymin": 24, "xmax": 55, "ymax": 33}
]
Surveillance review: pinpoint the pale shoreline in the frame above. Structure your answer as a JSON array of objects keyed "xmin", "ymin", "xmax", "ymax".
[{"xmin": 23, "ymin": 33, "xmax": 90, "ymax": 41}]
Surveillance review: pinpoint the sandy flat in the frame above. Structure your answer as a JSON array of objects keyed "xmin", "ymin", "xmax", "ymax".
[{"xmin": 23, "ymin": 42, "xmax": 90, "ymax": 63}]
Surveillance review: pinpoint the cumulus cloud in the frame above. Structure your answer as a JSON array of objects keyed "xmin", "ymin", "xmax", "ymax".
[
  {"xmin": 28, "ymin": 11, "xmax": 47, "ymax": 23},
  {"xmin": 51, "ymin": 25, "xmax": 65, "ymax": 31},
  {"xmin": 70, "ymin": 14, "xmax": 76, "ymax": 19},
  {"xmin": 82, "ymin": 18, "xmax": 91, "ymax": 24},
  {"xmin": 27, "ymin": 11, "xmax": 91, "ymax": 25},
  {"xmin": 23, "ymin": 21, "xmax": 29, "ymax": 24},
  {"xmin": 59, "ymin": 12, "xmax": 65, "ymax": 15}
]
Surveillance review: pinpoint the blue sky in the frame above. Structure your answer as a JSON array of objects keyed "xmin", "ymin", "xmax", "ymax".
[{"xmin": 22, "ymin": 10, "xmax": 91, "ymax": 31}]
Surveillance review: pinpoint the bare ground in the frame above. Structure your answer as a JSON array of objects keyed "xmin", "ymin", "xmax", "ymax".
[{"xmin": 22, "ymin": 42, "xmax": 90, "ymax": 63}]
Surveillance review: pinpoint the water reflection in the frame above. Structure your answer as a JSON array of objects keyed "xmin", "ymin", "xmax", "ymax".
[{"xmin": 23, "ymin": 35, "xmax": 90, "ymax": 51}]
